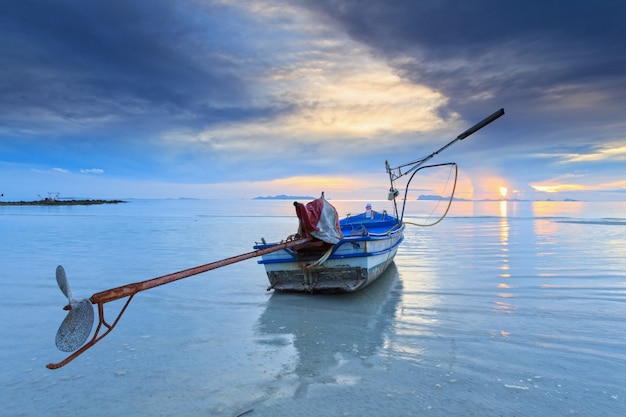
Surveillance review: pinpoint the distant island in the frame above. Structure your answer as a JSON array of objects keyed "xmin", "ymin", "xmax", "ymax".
[
  {"xmin": 0, "ymin": 198, "xmax": 126, "ymax": 206},
  {"xmin": 254, "ymin": 195, "xmax": 316, "ymax": 200},
  {"xmin": 418, "ymin": 194, "xmax": 470, "ymax": 201},
  {"xmin": 417, "ymin": 195, "xmax": 579, "ymax": 202}
]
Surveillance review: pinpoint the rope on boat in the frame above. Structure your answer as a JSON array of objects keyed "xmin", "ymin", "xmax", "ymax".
[
  {"xmin": 302, "ymin": 244, "xmax": 335, "ymax": 288},
  {"xmin": 283, "ymin": 233, "xmax": 301, "ymax": 243},
  {"xmin": 304, "ymin": 245, "xmax": 334, "ymax": 270},
  {"xmin": 403, "ymin": 163, "xmax": 458, "ymax": 228}
]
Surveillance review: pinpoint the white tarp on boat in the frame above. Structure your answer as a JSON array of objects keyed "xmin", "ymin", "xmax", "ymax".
[{"xmin": 294, "ymin": 195, "xmax": 343, "ymax": 244}]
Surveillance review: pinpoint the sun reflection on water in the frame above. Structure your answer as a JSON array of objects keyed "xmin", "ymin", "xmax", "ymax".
[{"xmin": 495, "ymin": 201, "xmax": 515, "ymax": 336}]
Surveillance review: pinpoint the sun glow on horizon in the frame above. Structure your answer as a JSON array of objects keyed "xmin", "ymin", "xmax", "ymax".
[
  {"xmin": 258, "ymin": 174, "xmax": 389, "ymax": 200},
  {"xmin": 499, "ymin": 185, "xmax": 508, "ymax": 199},
  {"xmin": 532, "ymin": 183, "xmax": 588, "ymax": 193}
]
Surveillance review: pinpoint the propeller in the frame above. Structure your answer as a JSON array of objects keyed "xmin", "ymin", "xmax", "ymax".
[
  {"xmin": 54, "ymin": 265, "xmax": 94, "ymax": 352},
  {"xmin": 48, "ymin": 236, "xmax": 315, "ymax": 369}
]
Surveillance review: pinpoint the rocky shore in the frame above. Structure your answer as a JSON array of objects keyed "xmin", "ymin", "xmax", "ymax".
[{"xmin": 0, "ymin": 199, "xmax": 126, "ymax": 206}]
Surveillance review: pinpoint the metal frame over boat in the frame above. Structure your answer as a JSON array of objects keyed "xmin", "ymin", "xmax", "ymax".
[{"xmin": 254, "ymin": 108, "xmax": 505, "ymax": 293}]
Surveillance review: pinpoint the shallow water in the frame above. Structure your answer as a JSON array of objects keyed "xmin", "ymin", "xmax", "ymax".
[{"xmin": 1, "ymin": 199, "xmax": 625, "ymax": 416}]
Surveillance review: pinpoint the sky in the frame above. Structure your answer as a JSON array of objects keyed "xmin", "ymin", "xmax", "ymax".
[{"xmin": 2, "ymin": 0, "xmax": 625, "ymax": 201}]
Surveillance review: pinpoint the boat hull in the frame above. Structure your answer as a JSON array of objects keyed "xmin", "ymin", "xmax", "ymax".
[
  {"xmin": 264, "ymin": 249, "xmax": 398, "ymax": 293},
  {"xmin": 255, "ymin": 212, "xmax": 404, "ymax": 293}
]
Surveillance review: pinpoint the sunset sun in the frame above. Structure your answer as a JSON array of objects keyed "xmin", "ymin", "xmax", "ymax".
[{"xmin": 499, "ymin": 186, "xmax": 508, "ymax": 198}]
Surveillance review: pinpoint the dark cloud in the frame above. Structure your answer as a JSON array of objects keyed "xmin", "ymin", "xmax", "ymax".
[
  {"xmin": 2, "ymin": 0, "xmax": 625, "ymax": 198},
  {"xmin": 0, "ymin": 0, "xmax": 276, "ymax": 137},
  {"xmin": 298, "ymin": 0, "xmax": 626, "ymax": 133}
]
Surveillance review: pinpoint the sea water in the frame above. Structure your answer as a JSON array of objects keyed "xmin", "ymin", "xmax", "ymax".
[{"xmin": 1, "ymin": 199, "xmax": 625, "ymax": 416}]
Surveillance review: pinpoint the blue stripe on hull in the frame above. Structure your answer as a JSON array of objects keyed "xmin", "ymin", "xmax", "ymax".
[
  {"xmin": 264, "ymin": 238, "xmax": 401, "ymax": 293},
  {"xmin": 255, "ymin": 212, "xmax": 404, "ymax": 293}
]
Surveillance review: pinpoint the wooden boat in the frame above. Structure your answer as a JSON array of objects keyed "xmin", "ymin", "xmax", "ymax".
[
  {"xmin": 253, "ymin": 108, "xmax": 505, "ymax": 293},
  {"xmin": 254, "ymin": 198, "xmax": 404, "ymax": 293}
]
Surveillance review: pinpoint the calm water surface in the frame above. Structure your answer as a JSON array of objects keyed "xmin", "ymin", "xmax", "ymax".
[{"xmin": 1, "ymin": 199, "xmax": 625, "ymax": 416}]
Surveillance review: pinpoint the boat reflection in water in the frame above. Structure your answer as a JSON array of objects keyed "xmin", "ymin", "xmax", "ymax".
[{"xmin": 255, "ymin": 263, "xmax": 401, "ymax": 397}]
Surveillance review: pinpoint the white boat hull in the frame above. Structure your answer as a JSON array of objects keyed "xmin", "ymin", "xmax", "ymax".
[{"xmin": 256, "ymin": 222, "xmax": 404, "ymax": 293}]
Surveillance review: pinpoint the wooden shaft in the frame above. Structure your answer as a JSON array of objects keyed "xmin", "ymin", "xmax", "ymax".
[{"xmin": 90, "ymin": 237, "xmax": 316, "ymax": 304}]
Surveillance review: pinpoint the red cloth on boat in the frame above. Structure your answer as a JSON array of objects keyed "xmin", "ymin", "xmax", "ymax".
[{"xmin": 294, "ymin": 196, "xmax": 343, "ymax": 244}]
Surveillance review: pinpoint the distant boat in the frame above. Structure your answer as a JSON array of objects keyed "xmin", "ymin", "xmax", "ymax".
[{"xmin": 254, "ymin": 108, "xmax": 505, "ymax": 293}]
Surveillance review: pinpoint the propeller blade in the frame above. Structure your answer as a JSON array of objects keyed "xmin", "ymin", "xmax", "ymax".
[
  {"xmin": 55, "ymin": 299, "xmax": 94, "ymax": 352},
  {"xmin": 56, "ymin": 265, "xmax": 76, "ymax": 303}
]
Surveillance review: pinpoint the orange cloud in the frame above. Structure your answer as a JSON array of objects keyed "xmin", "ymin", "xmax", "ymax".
[
  {"xmin": 561, "ymin": 143, "xmax": 626, "ymax": 163},
  {"xmin": 531, "ymin": 176, "xmax": 626, "ymax": 193}
]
